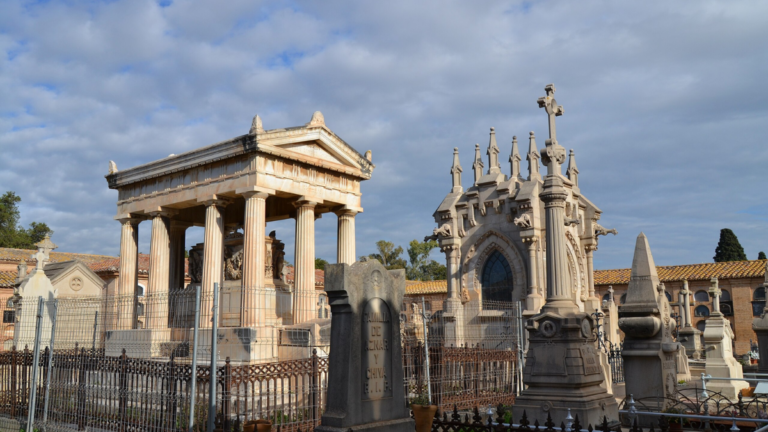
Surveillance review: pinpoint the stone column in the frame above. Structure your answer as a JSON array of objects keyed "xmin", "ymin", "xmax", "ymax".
[
  {"xmin": 336, "ymin": 209, "xmax": 357, "ymax": 265},
  {"xmin": 293, "ymin": 199, "xmax": 318, "ymax": 324},
  {"xmin": 585, "ymin": 246, "xmax": 596, "ymax": 298},
  {"xmin": 444, "ymin": 245, "xmax": 461, "ymax": 300},
  {"xmin": 200, "ymin": 198, "xmax": 227, "ymax": 328},
  {"xmin": 146, "ymin": 211, "xmax": 172, "ymax": 329},
  {"xmin": 523, "ymin": 236, "xmax": 544, "ymax": 314},
  {"xmin": 540, "ymin": 183, "xmax": 574, "ymax": 310},
  {"xmin": 116, "ymin": 216, "xmax": 140, "ymax": 330},
  {"xmin": 239, "ymin": 188, "xmax": 272, "ymax": 327}
]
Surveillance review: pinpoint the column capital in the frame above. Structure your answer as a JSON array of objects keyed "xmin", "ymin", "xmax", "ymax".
[
  {"xmin": 236, "ymin": 186, "xmax": 275, "ymax": 199},
  {"xmin": 146, "ymin": 208, "xmax": 178, "ymax": 218},
  {"xmin": 334, "ymin": 205, "xmax": 362, "ymax": 216},
  {"xmin": 292, "ymin": 196, "xmax": 323, "ymax": 208},
  {"xmin": 115, "ymin": 214, "xmax": 144, "ymax": 225},
  {"xmin": 198, "ymin": 194, "xmax": 232, "ymax": 207}
]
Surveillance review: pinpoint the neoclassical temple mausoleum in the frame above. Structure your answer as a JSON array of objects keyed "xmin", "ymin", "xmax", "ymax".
[
  {"xmin": 104, "ymin": 111, "xmax": 373, "ymax": 361},
  {"xmin": 427, "ymin": 90, "xmax": 616, "ymax": 346}
]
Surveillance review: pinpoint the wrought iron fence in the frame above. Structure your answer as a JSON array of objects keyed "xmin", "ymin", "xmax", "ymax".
[{"xmin": 607, "ymin": 343, "xmax": 624, "ymax": 384}]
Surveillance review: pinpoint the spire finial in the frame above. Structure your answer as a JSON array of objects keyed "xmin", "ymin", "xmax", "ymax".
[
  {"xmin": 307, "ymin": 111, "xmax": 325, "ymax": 127},
  {"xmin": 451, "ymin": 147, "xmax": 463, "ymax": 193},
  {"xmin": 510, "ymin": 135, "xmax": 522, "ymax": 180},
  {"xmin": 487, "ymin": 127, "xmax": 500, "ymax": 175},
  {"xmin": 526, "ymin": 131, "xmax": 541, "ymax": 181},
  {"xmin": 537, "ymin": 84, "xmax": 567, "ymax": 178},
  {"xmin": 567, "ymin": 149, "xmax": 579, "ymax": 186},
  {"xmin": 473, "ymin": 143, "xmax": 484, "ymax": 185}
]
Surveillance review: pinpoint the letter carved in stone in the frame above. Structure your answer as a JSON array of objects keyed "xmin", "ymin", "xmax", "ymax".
[{"xmin": 362, "ymin": 298, "xmax": 392, "ymax": 400}]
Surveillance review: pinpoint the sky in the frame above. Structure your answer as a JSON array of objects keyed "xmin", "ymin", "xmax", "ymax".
[{"xmin": 0, "ymin": 0, "xmax": 766, "ymax": 271}]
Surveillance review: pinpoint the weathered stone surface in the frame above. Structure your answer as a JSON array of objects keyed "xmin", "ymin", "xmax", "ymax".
[
  {"xmin": 316, "ymin": 260, "xmax": 413, "ymax": 432},
  {"xmin": 618, "ymin": 233, "xmax": 680, "ymax": 418},
  {"xmin": 705, "ymin": 277, "xmax": 748, "ymax": 399}
]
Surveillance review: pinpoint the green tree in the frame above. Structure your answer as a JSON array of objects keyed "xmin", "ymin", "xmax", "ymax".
[
  {"xmin": 759, "ymin": 251, "xmax": 767, "ymax": 260},
  {"xmin": 315, "ymin": 258, "xmax": 329, "ymax": 271},
  {"xmin": 363, "ymin": 240, "xmax": 407, "ymax": 270},
  {"xmin": 406, "ymin": 239, "xmax": 447, "ymax": 281},
  {"xmin": 0, "ymin": 191, "xmax": 53, "ymax": 249},
  {"xmin": 713, "ymin": 228, "xmax": 747, "ymax": 262}
]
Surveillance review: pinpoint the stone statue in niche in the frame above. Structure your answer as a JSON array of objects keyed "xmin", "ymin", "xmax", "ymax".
[
  {"xmin": 188, "ymin": 249, "xmax": 203, "ymax": 283},
  {"xmin": 224, "ymin": 246, "xmax": 243, "ymax": 280}
]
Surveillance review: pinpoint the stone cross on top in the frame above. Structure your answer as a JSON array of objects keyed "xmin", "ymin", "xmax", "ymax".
[
  {"xmin": 607, "ymin": 285, "xmax": 614, "ymax": 302},
  {"xmin": 31, "ymin": 235, "xmax": 57, "ymax": 272},
  {"xmin": 709, "ymin": 277, "xmax": 722, "ymax": 315},
  {"xmin": 537, "ymin": 83, "xmax": 567, "ymax": 176}
]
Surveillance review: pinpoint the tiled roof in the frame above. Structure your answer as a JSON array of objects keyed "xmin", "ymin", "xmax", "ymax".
[
  {"xmin": 595, "ymin": 259, "xmax": 767, "ymax": 286},
  {"xmin": 284, "ymin": 266, "xmax": 325, "ymax": 287},
  {"xmin": 0, "ymin": 271, "xmax": 16, "ymax": 288},
  {"xmin": 405, "ymin": 280, "xmax": 448, "ymax": 295},
  {"xmin": 0, "ymin": 247, "xmax": 115, "ymax": 267}
]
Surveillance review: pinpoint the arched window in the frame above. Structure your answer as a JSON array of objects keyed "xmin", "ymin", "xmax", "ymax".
[
  {"xmin": 136, "ymin": 303, "xmax": 145, "ymax": 317},
  {"xmin": 721, "ymin": 303, "xmax": 733, "ymax": 316},
  {"xmin": 720, "ymin": 290, "xmax": 731, "ymax": 302},
  {"xmin": 136, "ymin": 284, "xmax": 146, "ymax": 297},
  {"xmin": 665, "ymin": 291, "xmax": 672, "ymax": 302},
  {"xmin": 620, "ymin": 294, "xmax": 627, "ymax": 305},
  {"xmin": 753, "ymin": 287, "xmax": 766, "ymax": 317},
  {"xmin": 481, "ymin": 250, "xmax": 513, "ymax": 303},
  {"xmin": 694, "ymin": 290, "xmax": 709, "ymax": 302},
  {"xmin": 602, "ymin": 293, "xmax": 611, "ymax": 303},
  {"xmin": 694, "ymin": 305, "xmax": 710, "ymax": 317},
  {"xmin": 696, "ymin": 321, "xmax": 706, "ymax": 332}
]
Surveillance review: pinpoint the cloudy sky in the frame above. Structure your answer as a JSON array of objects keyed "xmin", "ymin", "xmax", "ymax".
[{"xmin": 1, "ymin": 0, "xmax": 766, "ymax": 271}]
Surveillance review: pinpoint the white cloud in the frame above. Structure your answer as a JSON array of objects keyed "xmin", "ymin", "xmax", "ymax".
[{"xmin": 0, "ymin": 0, "xmax": 766, "ymax": 270}]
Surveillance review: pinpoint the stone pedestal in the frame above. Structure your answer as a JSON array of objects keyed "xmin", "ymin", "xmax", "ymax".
[
  {"xmin": 619, "ymin": 234, "xmax": 680, "ymax": 421},
  {"xmin": 704, "ymin": 315, "xmax": 748, "ymax": 399},
  {"xmin": 441, "ymin": 297, "xmax": 466, "ymax": 347},
  {"xmin": 316, "ymin": 260, "xmax": 413, "ymax": 432},
  {"xmin": 104, "ymin": 328, "xmax": 174, "ymax": 358}
]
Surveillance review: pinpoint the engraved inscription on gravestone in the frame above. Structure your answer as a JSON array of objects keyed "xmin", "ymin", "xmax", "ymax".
[{"xmin": 362, "ymin": 298, "xmax": 392, "ymax": 400}]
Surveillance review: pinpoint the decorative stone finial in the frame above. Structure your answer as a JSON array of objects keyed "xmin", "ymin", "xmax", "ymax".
[
  {"xmin": 472, "ymin": 143, "xmax": 484, "ymax": 185},
  {"xmin": 451, "ymin": 147, "xmax": 463, "ymax": 193},
  {"xmin": 624, "ymin": 232, "xmax": 660, "ymax": 308},
  {"xmin": 31, "ymin": 235, "xmax": 57, "ymax": 272},
  {"xmin": 538, "ymin": 83, "xmax": 566, "ymax": 177},
  {"xmin": 307, "ymin": 111, "xmax": 325, "ymax": 127},
  {"xmin": 365, "ymin": 150, "xmax": 372, "ymax": 162},
  {"xmin": 108, "ymin": 160, "xmax": 118, "ymax": 175},
  {"xmin": 510, "ymin": 136, "xmax": 522, "ymax": 180},
  {"xmin": 526, "ymin": 131, "xmax": 541, "ymax": 181},
  {"xmin": 250, "ymin": 114, "xmax": 264, "ymax": 134},
  {"xmin": 567, "ymin": 149, "xmax": 579, "ymax": 186},
  {"xmin": 487, "ymin": 127, "xmax": 501, "ymax": 175}
]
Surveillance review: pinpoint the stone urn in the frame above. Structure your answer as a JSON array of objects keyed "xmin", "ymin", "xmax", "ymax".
[
  {"xmin": 411, "ymin": 404, "xmax": 437, "ymax": 432},
  {"xmin": 243, "ymin": 420, "xmax": 257, "ymax": 432},
  {"xmin": 255, "ymin": 419, "xmax": 272, "ymax": 432}
]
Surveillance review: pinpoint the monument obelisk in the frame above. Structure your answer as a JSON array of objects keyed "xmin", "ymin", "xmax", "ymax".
[{"xmin": 512, "ymin": 84, "xmax": 618, "ymax": 427}]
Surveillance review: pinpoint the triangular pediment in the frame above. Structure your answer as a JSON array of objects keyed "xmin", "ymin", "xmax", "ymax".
[{"xmin": 281, "ymin": 142, "xmax": 348, "ymax": 166}]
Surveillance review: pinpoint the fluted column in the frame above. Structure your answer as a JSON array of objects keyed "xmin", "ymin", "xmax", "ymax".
[
  {"xmin": 116, "ymin": 216, "xmax": 140, "ymax": 330},
  {"xmin": 293, "ymin": 199, "xmax": 318, "ymax": 324},
  {"xmin": 336, "ymin": 209, "xmax": 357, "ymax": 265},
  {"xmin": 443, "ymin": 245, "xmax": 460, "ymax": 300},
  {"xmin": 146, "ymin": 211, "xmax": 172, "ymax": 329},
  {"xmin": 239, "ymin": 189, "xmax": 271, "ymax": 326},
  {"xmin": 169, "ymin": 221, "xmax": 190, "ymax": 292},
  {"xmin": 200, "ymin": 199, "xmax": 227, "ymax": 328},
  {"xmin": 540, "ymin": 176, "xmax": 576, "ymax": 314}
]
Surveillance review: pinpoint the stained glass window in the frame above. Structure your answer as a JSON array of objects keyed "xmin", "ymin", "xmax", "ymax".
[{"xmin": 481, "ymin": 250, "xmax": 513, "ymax": 303}]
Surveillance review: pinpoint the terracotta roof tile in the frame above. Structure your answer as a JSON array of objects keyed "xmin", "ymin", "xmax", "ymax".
[
  {"xmin": 405, "ymin": 280, "xmax": 448, "ymax": 295},
  {"xmin": 595, "ymin": 259, "xmax": 767, "ymax": 286},
  {"xmin": 284, "ymin": 266, "xmax": 325, "ymax": 287},
  {"xmin": 0, "ymin": 248, "xmax": 187, "ymax": 277},
  {"xmin": 0, "ymin": 271, "xmax": 16, "ymax": 288}
]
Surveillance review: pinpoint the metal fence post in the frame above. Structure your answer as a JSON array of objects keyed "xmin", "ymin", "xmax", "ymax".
[
  {"xmin": 189, "ymin": 285, "xmax": 202, "ymax": 432},
  {"xmin": 118, "ymin": 349, "xmax": 127, "ymax": 432},
  {"xmin": 11, "ymin": 346, "xmax": 17, "ymax": 418},
  {"xmin": 26, "ymin": 296, "xmax": 45, "ymax": 432},
  {"xmin": 43, "ymin": 299, "xmax": 58, "ymax": 423},
  {"xmin": 76, "ymin": 348, "xmax": 87, "ymax": 430},
  {"xmin": 207, "ymin": 282, "xmax": 220, "ymax": 432}
]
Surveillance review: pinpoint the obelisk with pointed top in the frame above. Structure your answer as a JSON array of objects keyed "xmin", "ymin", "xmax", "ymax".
[{"xmin": 513, "ymin": 84, "xmax": 618, "ymax": 428}]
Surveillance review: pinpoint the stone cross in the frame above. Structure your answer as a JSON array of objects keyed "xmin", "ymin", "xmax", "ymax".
[
  {"xmin": 681, "ymin": 280, "xmax": 692, "ymax": 327},
  {"xmin": 537, "ymin": 84, "xmax": 567, "ymax": 176},
  {"xmin": 709, "ymin": 277, "xmax": 721, "ymax": 315},
  {"xmin": 607, "ymin": 285, "xmax": 614, "ymax": 303},
  {"xmin": 31, "ymin": 235, "xmax": 57, "ymax": 272},
  {"xmin": 537, "ymin": 83, "xmax": 564, "ymax": 143}
]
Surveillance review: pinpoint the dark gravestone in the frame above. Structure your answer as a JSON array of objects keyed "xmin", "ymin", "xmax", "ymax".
[{"xmin": 316, "ymin": 260, "xmax": 414, "ymax": 432}]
